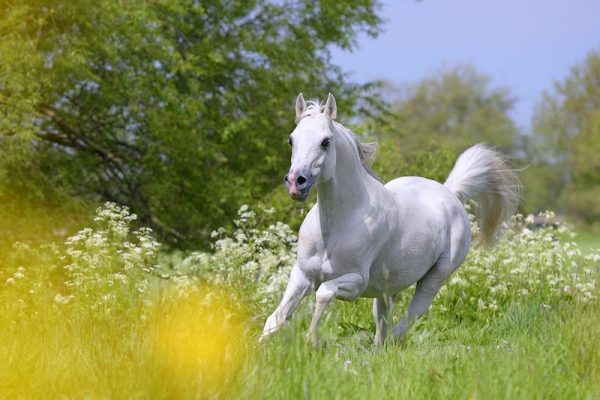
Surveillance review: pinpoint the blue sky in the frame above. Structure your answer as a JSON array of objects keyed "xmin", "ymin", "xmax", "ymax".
[{"xmin": 331, "ymin": 0, "xmax": 600, "ymax": 131}]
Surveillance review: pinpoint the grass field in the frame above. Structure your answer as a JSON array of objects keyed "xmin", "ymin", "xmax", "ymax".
[
  {"xmin": 254, "ymin": 299, "xmax": 599, "ymax": 399},
  {"xmin": 1, "ymin": 204, "xmax": 598, "ymax": 399},
  {"xmin": 1, "ymin": 286, "xmax": 598, "ymax": 399},
  {"xmin": 572, "ymin": 229, "xmax": 600, "ymax": 254}
]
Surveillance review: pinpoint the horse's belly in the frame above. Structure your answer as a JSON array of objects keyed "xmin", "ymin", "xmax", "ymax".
[
  {"xmin": 363, "ymin": 236, "xmax": 444, "ymax": 297},
  {"xmin": 362, "ymin": 262, "xmax": 429, "ymax": 297}
]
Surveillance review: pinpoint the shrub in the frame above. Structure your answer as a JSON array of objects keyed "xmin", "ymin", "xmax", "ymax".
[
  {"xmin": 1, "ymin": 202, "xmax": 598, "ymax": 325},
  {"xmin": 167, "ymin": 204, "xmax": 297, "ymax": 311},
  {"xmin": 61, "ymin": 202, "xmax": 161, "ymax": 312},
  {"xmin": 434, "ymin": 211, "xmax": 598, "ymax": 323}
]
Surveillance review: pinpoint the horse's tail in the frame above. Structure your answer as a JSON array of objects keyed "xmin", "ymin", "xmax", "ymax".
[{"xmin": 444, "ymin": 144, "xmax": 521, "ymax": 246}]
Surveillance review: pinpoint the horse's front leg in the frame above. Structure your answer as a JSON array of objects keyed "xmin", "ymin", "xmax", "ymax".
[
  {"xmin": 260, "ymin": 264, "xmax": 312, "ymax": 341},
  {"xmin": 306, "ymin": 272, "xmax": 364, "ymax": 344}
]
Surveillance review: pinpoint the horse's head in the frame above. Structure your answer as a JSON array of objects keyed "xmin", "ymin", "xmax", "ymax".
[{"xmin": 285, "ymin": 93, "xmax": 338, "ymax": 201}]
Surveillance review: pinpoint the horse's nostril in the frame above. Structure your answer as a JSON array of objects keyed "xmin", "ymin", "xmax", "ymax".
[
  {"xmin": 297, "ymin": 176, "xmax": 307, "ymax": 186},
  {"xmin": 284, "ymin": 174, "xmax": 289, "ymax": 183}
]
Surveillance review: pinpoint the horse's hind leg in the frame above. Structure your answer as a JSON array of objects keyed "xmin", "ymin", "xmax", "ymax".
[
  {"xmin": 392, "ymin": 253, "xmax": 454, "ymax": 339},
  {"xmin": 373, "ymin": 295, "xmax": 395, "ymax": 346}
]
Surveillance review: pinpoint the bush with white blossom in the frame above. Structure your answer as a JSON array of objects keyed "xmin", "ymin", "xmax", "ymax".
[
  {"xmin": 166, "ymin": 204, "xmax": 297, "ymax": 309},
  {"xmin": 61, "ymin": 202, "xmax": 161, "ymax": 312},
  {"xmin": 168, "ymin": 206, "xmax": 598, "ymax": 321},
  {"xmin": 1, "ymin": 202, "xmax": 598, "ymax": 323},
  {"xmin": 431, "ymin": 211, "xmax": 599, "ymax": 322}
]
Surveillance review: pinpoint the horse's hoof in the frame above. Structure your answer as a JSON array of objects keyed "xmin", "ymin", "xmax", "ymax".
[{"xmin": 305, "ymin": 332, "xmax": 319, "ymax": 346}]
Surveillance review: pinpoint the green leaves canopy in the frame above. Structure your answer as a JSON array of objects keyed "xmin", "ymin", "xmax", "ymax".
[
  {"xmin": 366, "ymin": 66, "xmax": 519, "ymax": 183},
  {"xmin": 380, "ymin": 66, "xmax": 518, "ymax": 152},
  {"xmin": 528, "ymin": 51, "xmax": 600, "ymax": 221},
  {"xmin": 0, "ymin": 0, "xmax": 382, "ymax": 246}
]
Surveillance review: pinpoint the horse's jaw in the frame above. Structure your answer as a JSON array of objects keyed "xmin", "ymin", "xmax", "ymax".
[{"xmin": 290, "ymin": 192, "xmax": 309, "ymax": 202}]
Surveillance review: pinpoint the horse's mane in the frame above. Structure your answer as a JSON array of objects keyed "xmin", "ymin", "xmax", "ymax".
[
  {"xmin": 296, "ymin": 100, "xmax": 324, "ymax": 121},
  {"xmin": 298, "ymin": 99, "xmax": 380, "ymax": 181},
  {"xmin": 336, "ymin": 122, "xmax": 381, "ymax": 182}
]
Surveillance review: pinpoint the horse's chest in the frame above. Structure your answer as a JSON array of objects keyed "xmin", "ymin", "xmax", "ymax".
[
  {"xmin": 298, "ymin": 252, "xmax": 332, "ymax": 281},
  {"xmin": 297, "ymin": 229, "xmax": 374, "ymax": 282}
]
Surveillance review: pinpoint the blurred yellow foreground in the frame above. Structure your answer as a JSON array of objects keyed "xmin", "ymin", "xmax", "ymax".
[{"xmin": 0, "ymin": 283, "xmax": 252, "ymax": 399}]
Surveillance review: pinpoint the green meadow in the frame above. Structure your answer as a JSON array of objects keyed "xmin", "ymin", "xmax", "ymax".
[
  {"xmin": 2, "ymin": 1, "xmax": 600, "ymax": 398},
  {"xmin": 1, "ymin": 204, "xmax": 598, "ymax": 399}
]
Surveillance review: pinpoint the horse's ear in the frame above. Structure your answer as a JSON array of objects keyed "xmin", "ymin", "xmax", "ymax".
[
  {"xmin": 295, "ymin": 93, "xmax": 306, "ymax": 123},
  {"xmin": 324, "ymin": 93, "xmax": 337, "ymax": 120}
]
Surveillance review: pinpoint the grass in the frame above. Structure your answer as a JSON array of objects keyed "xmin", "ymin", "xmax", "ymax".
[
  {"xmin": 572, "ymin": 228, "xmax": 600, "ymax": 254},
  {"xmin": 1, "ymin": 203, "xmax": 598, "ymax": 399},
  {"xmin": 1, "ymin": 286, "xmax": 599, "ymax": 399},
  {"xmin": 239, "ymin": 297, "xmax": 600, "ymax": 400}
]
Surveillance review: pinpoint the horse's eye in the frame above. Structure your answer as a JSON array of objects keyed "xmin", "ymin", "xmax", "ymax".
[
  {"xmin": 288, "ymin": 136, "xmax": 293, "ymax": 146},
  {"xmin": 321, "ymin": 138, "xmax": 331, "ymax": 149}
]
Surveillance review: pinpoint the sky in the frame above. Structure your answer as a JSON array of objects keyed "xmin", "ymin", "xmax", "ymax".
[{"xmin": 330, "ymin": 0, "xmax": 600, "ymax": 131}]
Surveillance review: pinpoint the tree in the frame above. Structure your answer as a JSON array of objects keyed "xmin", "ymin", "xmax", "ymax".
[
  {"xmin": 0, "ymin": 0, "xmax": 383, "ymax": 246},
  {"xmin": 528, "ymin": 50, "xmax": 600, "ymax": 222},
  {"xmin": 363, "ymin": 66, "xmax": 519, "ymax": 183}
]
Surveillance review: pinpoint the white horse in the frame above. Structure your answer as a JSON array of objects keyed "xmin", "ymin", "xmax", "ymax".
[{"xmin": 261, "ymin": 93, "xmax": 520, "ymax": 345}]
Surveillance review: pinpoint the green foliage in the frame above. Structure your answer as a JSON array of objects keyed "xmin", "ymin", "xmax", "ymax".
[
  {"xmin": 438, "ymin": 211, "xmax": 597, "ymax": 321},
  {"xmin": 375, "ymin": 140, "xmax": 456, "ymax": 183},
  {"xmin": 518, "ymin": 163, "xmax": 563, "ymax": 214},
  {"xmin": 527, "ymin": 50, "xmax": 600, "ymax": 222},
  {"xmin": 0, "ymin": 0, "xmax": 383, "ymax": 247},
  {"xmin": 1, "ymin": 203, "xmax": 599, "ymax": 398},
  {"xmin": 359, "ymin": 66, "xmax": 520, "ymax": 189},
  {"xmin": 369, "ymin": 66, "xmax": 519, "ymax": 155},
  {"xmin": 168, "ymin": 204, "xmax": 298, "ymax": 311},
  {"xmin": 62, "ymin": 202, "xmax": 161, "ymax": 311},
  {"xmin": 2, "ymin": 203, "xmax": 162, "ymax": 316}
]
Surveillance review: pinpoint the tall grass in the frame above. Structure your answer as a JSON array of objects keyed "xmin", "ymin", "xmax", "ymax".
[{"xmin": 1, "ymin": 204, "xmax": 598, "ymax": 399}]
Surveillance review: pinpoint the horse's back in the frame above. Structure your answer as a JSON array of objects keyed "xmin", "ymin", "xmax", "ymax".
[
  {"xmin": 385, "ymin": 176, "xmax": 434, "ymax": 189},
  {"xmin": 385, "ymin": 176, "xmax": 448, "ymax": 196},
  {"xmin": 385, "ymin": 176, "xmax": 464, "ymax": 221},
  {"xmin": 385, "ymin": 176, "xmax": 466, "ymax": 215}
]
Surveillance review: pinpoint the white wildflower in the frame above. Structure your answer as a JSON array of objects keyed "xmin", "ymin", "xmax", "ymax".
[{"xmin": 54, "ymin": 293, "xmax": 74, "ymax": 305}]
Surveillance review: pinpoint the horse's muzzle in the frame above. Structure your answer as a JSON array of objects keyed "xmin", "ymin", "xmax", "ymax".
[{"xmin": 285, "ymin": 172, "xmax": 312, "ymax": 202}]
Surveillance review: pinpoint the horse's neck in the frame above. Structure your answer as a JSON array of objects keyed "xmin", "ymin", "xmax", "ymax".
[{"xmin": 317, "ymin": 131, "xmax": 369, "ymax": 224}]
